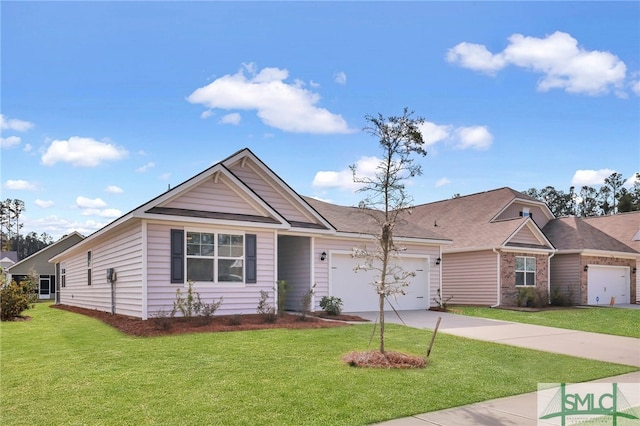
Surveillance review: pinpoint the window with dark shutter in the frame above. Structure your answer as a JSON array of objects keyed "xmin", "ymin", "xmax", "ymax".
[
  {"xmin": 170, "ymin": 229, "xmax": 184, "ymax": 283},
  {"xmin": 245, "ymin": 234, "xmax": 257, "ymax": 284}
]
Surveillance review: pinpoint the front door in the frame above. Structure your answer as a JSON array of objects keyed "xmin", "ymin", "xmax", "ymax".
[{"xmin": 39, "ymin": 276, "xmax": 51, "ymax": 299}]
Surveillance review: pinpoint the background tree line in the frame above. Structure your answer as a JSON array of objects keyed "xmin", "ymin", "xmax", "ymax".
[
  {"xmin": 1, "ymin": 199, "xmax": 53, "ymax": 261},
  {"xmin": 522, "ymin": 172, "xmax": 640, "ymax": 217}
]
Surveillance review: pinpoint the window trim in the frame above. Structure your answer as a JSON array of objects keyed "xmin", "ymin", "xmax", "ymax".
[
  {"xmin": 60, "ymin": 262, "xmax": 66, "ymax": 288},
  {"xmin": 185, "ymin": 229, "xmax": 246, "ymax": 285},
  {"xmin": 515, "ymin": 255, "xmax": 536, "ymax": 287}
]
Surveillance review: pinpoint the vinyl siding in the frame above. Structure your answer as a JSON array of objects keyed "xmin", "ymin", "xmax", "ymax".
[
  {"xmin": 59, "ymin": 222, "xmax": 144, "ymax": 317},
  {"xmin": 550, "ymin": 253, "xmax": 582, "ymax": 304},
  {"xmin": 229, "ymin": 161, "xmax": 313, "ymax": 223},
  {"xmin": 442, "ymin": 250, "xmax": 498, "ymax": 305},
  {"xmin": 277, "ymin": 236, "xmax": 311, "ymax": 311},
  {"xmin": 510, "ymin": 226, "xmax": 542, "ymax": 245},
  {"xmin": 497, "ymin": 202, "xmax": 551, "ymax": 228},
  {"xmin": 146, "ymin": 223, "xmax": 276, "ymax": 317},
  {"xmin": 163, "ymin": 174, "xmax": 263, "ymax": 216},
  {"xmin": 314, "ymin": 237, "xmax": 441, "ymax": 311}
]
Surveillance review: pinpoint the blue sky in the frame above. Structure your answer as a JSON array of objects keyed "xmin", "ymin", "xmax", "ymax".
[{"xmin": 2, "ymin": 1, "xmax": 639, "ymax": 241}]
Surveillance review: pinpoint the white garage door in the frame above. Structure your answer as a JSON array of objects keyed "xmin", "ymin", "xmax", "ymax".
[
  {"xmin": 587, "ymin": 265, "xmax": 630, "ymax": 305},
  {"xmin": 330, "ymin": 254, "xmax": 429, "ymax": 312}
]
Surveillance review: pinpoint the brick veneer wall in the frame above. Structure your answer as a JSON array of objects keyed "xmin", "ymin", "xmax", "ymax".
[{"xmin": 500, "ymin": 251, "xmax": 549, "ymax": 306}]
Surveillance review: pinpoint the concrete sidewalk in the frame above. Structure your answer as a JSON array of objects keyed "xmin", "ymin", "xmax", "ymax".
[
  {"xmin": 346, "ymin": 310, "xmax": 640, "ymax": 425},
  {"xmin": 374, "ymin": 371, "xmax": 640, "ymax": 425}
]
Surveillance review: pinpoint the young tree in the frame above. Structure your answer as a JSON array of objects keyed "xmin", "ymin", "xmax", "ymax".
[
  {"xmin": 604, "ymin": 172, "xmax": 624, "ymax": 214},
  {"xmin": 351, "ymin": 108, "xmax": 427, "ymax": 354}
]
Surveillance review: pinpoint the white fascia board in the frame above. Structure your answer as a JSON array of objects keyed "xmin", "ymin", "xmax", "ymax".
[
  {"xmin": 323, "ymin": 231, "xmax": 451, "ymax": 246},
  {"xmin": 500, "ymin": 247, "xmax": 556, "ymax": 254},
  {"xmin": 557, "ymin": 249, "xmax": 640, "ymax": 259}
]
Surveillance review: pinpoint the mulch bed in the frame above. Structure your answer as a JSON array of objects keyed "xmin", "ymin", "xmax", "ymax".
[
  {"xmin": 343, "ymin": 350, "xmax": 427, "ymax": 369},
  {"xmin": 51, "ymin": 304, "xmax": 366, "ymax": 337}
]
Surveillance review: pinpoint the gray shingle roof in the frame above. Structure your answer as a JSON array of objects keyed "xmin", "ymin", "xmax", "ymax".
[
  {"xmin": 409, "ymin": 187, "xmax": 544, "ymax": 250},
  {"xmin": 303, "ymin": 197, "xmax": 449, "ymax": 241}
]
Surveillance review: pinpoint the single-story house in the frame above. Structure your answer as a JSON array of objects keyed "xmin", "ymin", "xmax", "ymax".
[
  {"xmin": 6, "ymin": 232, "xmax": 84, "ymax": 300},
  {"xmin": 409, "ymin": 188, "xmax": 557, "ymax": 307},
  {"xmin": 50, "ymin": 148, "xmax": 449, "ymax": 319},
  {"xmin": 543, "ymin": 212, "xmax": 639, "ymax": 305}
]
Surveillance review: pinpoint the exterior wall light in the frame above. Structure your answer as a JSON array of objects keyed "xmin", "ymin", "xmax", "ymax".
[
  {"xmin": 320, "ymin": 251, "xmax": 327, "ymax": 261},
  {"xmin": 584, "ymin": 265, "xmax": 588, "ymax": 272},
  {"xmin": 435, "ymin": 257, "xmax": 441, "ymax": 265}
]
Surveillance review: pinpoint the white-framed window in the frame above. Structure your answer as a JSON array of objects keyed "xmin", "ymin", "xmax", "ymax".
[
  {"xmin": 515, "ymin": 256, "xmax": 535, "ymax": 286},
  {"xmin": 61, "ymin": 262, "xmax": 66, "ymax": 288},
  {"xmin": 186, "ymin": 231, "xmax": 244, "ymax": 283}
]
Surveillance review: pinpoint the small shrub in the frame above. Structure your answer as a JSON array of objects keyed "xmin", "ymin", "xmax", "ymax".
[
  {"xmin": 319, "ymin": 296, "xmax": 343, "ymax": 316},
  {"xmin": 227, "ymin": 314, "xmax": 242, "ymax": 326},
  {"xmin": 298, "ymin": 284, "xmax": 315, "ymax": 321},
  {"xmin": 516, "ymin": 287, "xmax": 535, "ymax": 307},
  {"xmin": 198, "ymin": 297, "xmax": 224, "ymax": 325},
  {"xmin": 256, "ymin": 290, "xmax": 277, "ymax": 323},
  {"xmin": 550, "ymin": 286, "xmax": 574, "ymax": 307},
  {"xmin": 276, "ymin": 280, "xmax": 287, "ymax": 316},
  {"xmin": 151, "ymin": 308, "xmax": 173, "ymax": 331},
  {"xmin": 173, "ymin": 281, "xmax": 201, "ymax": 319},
  {"xmin": 433, "ymin": 288, "xmax": 453, "ymax": 311},
  {"xmin": 1, "ymin": 273, "xmax": 38, "ymax": 321}
]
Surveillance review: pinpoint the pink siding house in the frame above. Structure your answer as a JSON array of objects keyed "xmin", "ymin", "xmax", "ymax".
[{"xmin": 51, "ymin": 149, "xmax": 449, "ymax": 319}]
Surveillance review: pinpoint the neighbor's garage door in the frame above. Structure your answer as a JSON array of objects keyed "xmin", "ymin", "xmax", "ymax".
[
  {"xmin": 587, "ymin": 265, "xmax": 630, "ymax": 305},
  {"xmin": 330, "ymin": 254, "xmax": 429, "ymax": 312}
]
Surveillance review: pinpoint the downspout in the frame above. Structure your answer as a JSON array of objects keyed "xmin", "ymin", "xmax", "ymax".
[
  {"xmin": 274, "ymin": 230, "xmax": 279, "ymax": 315},
  {"xmin": 491, "ymin": 248, "xmax": 501, "ymax": 308},
  {"xmin": 547, "ymin": 250, "xmax": 555, "ymax": 305},
  {"xmin": 438, "ymin": 246, "xmax": 443, "ymax": 306}
]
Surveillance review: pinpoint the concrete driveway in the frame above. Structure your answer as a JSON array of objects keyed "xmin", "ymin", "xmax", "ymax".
[{"xmin": 348, "ymin": 309, "xmax": 640, "ymax": 367}]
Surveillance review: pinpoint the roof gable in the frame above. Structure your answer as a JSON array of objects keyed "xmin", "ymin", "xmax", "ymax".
[
  {"xmin": 8, "ymin": 232, "xmax": 84, "ymax": 272},
  {"xmin": 224, "ymin": 149, "xmax": 334, "ymax": 231},
  {"xmin": 410, "ymin": 188, "xmax": 554, "ymax": 251}
]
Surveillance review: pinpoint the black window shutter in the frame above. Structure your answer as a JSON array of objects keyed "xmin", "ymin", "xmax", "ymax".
[
  {"xmin": 245, "ymin": 234, "xmax": 257, "ymax": 284},
  {"xmin": 170, "ymin": 229, "xmax": 184, "ymax": 283}
]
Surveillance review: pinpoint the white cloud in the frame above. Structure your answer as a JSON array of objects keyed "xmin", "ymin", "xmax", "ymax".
[
  {"xmin": 418, "ymin": 122, "xmax": 452, "ymax": 146},
  {"xmin": 23, "ymin": 143, "xmax": 33, "ymax": 152},
  {"xmin": 200, "ymin": 110, "xmax": 214, "ymax": 119},
  {"xmin": 76, "ymin": 196, "xmax": 107, "ymax": 209},
  {"xmin": 435, "ymin": 177, "xmax": 451, "ymax": 187},
  {"xmin": 625, "ymin": 173, "xmax": 640, "ymax": 188},
  {"xmin": 312, "ymin": 156, "xmax": 379, "ymax": 191},
  {"xmin": 187, "ymin": 63, "xmax": 355, "ymax": 134},
  {"xmin": 447, "ymin": 31, "xmax": 628, "ymax": 96},
  {"xmin": 219, "ymin": 113, "xmax": 241, "ymax": 125},
  {"xmin": 0, "ymin": 114, "xmax": 34, "ymax": 132},
  {"xmin": 136, "ymin": 162, "xmax": 155, "ymax": 173},
  {"xmin": 571, "ymin": 169, "xmax": 617, "ymax": 186},
  {"xmin": 631, "ymin": 80, "xmax": 640, "ymax": 96},
  {"xmin": 105, "ymin": 185, "xmax": 123, "ymax": 194},
  {"xmin": 35, "ymin": 199, "xmax": 54, "ymax": 208},
  {"xmin": 24, "ymin": 214, "xmax": 106, "ymax": 241},
  {"xmin": 81, "ymin": 208, "xmax": 121, "ymax": 218},
  {"xmin": 4, "ymin": 179, "xmax": 36, "ymax": 190},
  {"xmin": 446, "ymin": 42, "xmax": 506, "ymax": 75},
  {"xmin": 334, "ymin": 71, "xmax": 347, "ymax": 85},
  {"xmin": 41, "ymin": 136, "xmax": 128, "ymax": 167},
  {"xmin": 455, "ymin": 126, "xmax": 493, "ymax": 150},
  {"xmin": 0, "ymin": 136, "xmax": 21, "ymax": 148}
]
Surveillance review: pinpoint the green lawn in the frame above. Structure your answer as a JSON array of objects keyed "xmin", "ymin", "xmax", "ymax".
[
  {"xmin": 1, "ymin": 303, "xmax": 637, "ymax": 425},
  {"xmin": 451, "ymin": 306, "xmax": 640, "ymax": 338}
]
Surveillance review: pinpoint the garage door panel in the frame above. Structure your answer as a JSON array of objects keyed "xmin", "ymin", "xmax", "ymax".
[
  {"xmin": 330, "ymin": 254, "xmax": 429, "ymax": 312},
  {"xmin": 587, "ymin": 266, "xmax": 629, "ymax": 305}
]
